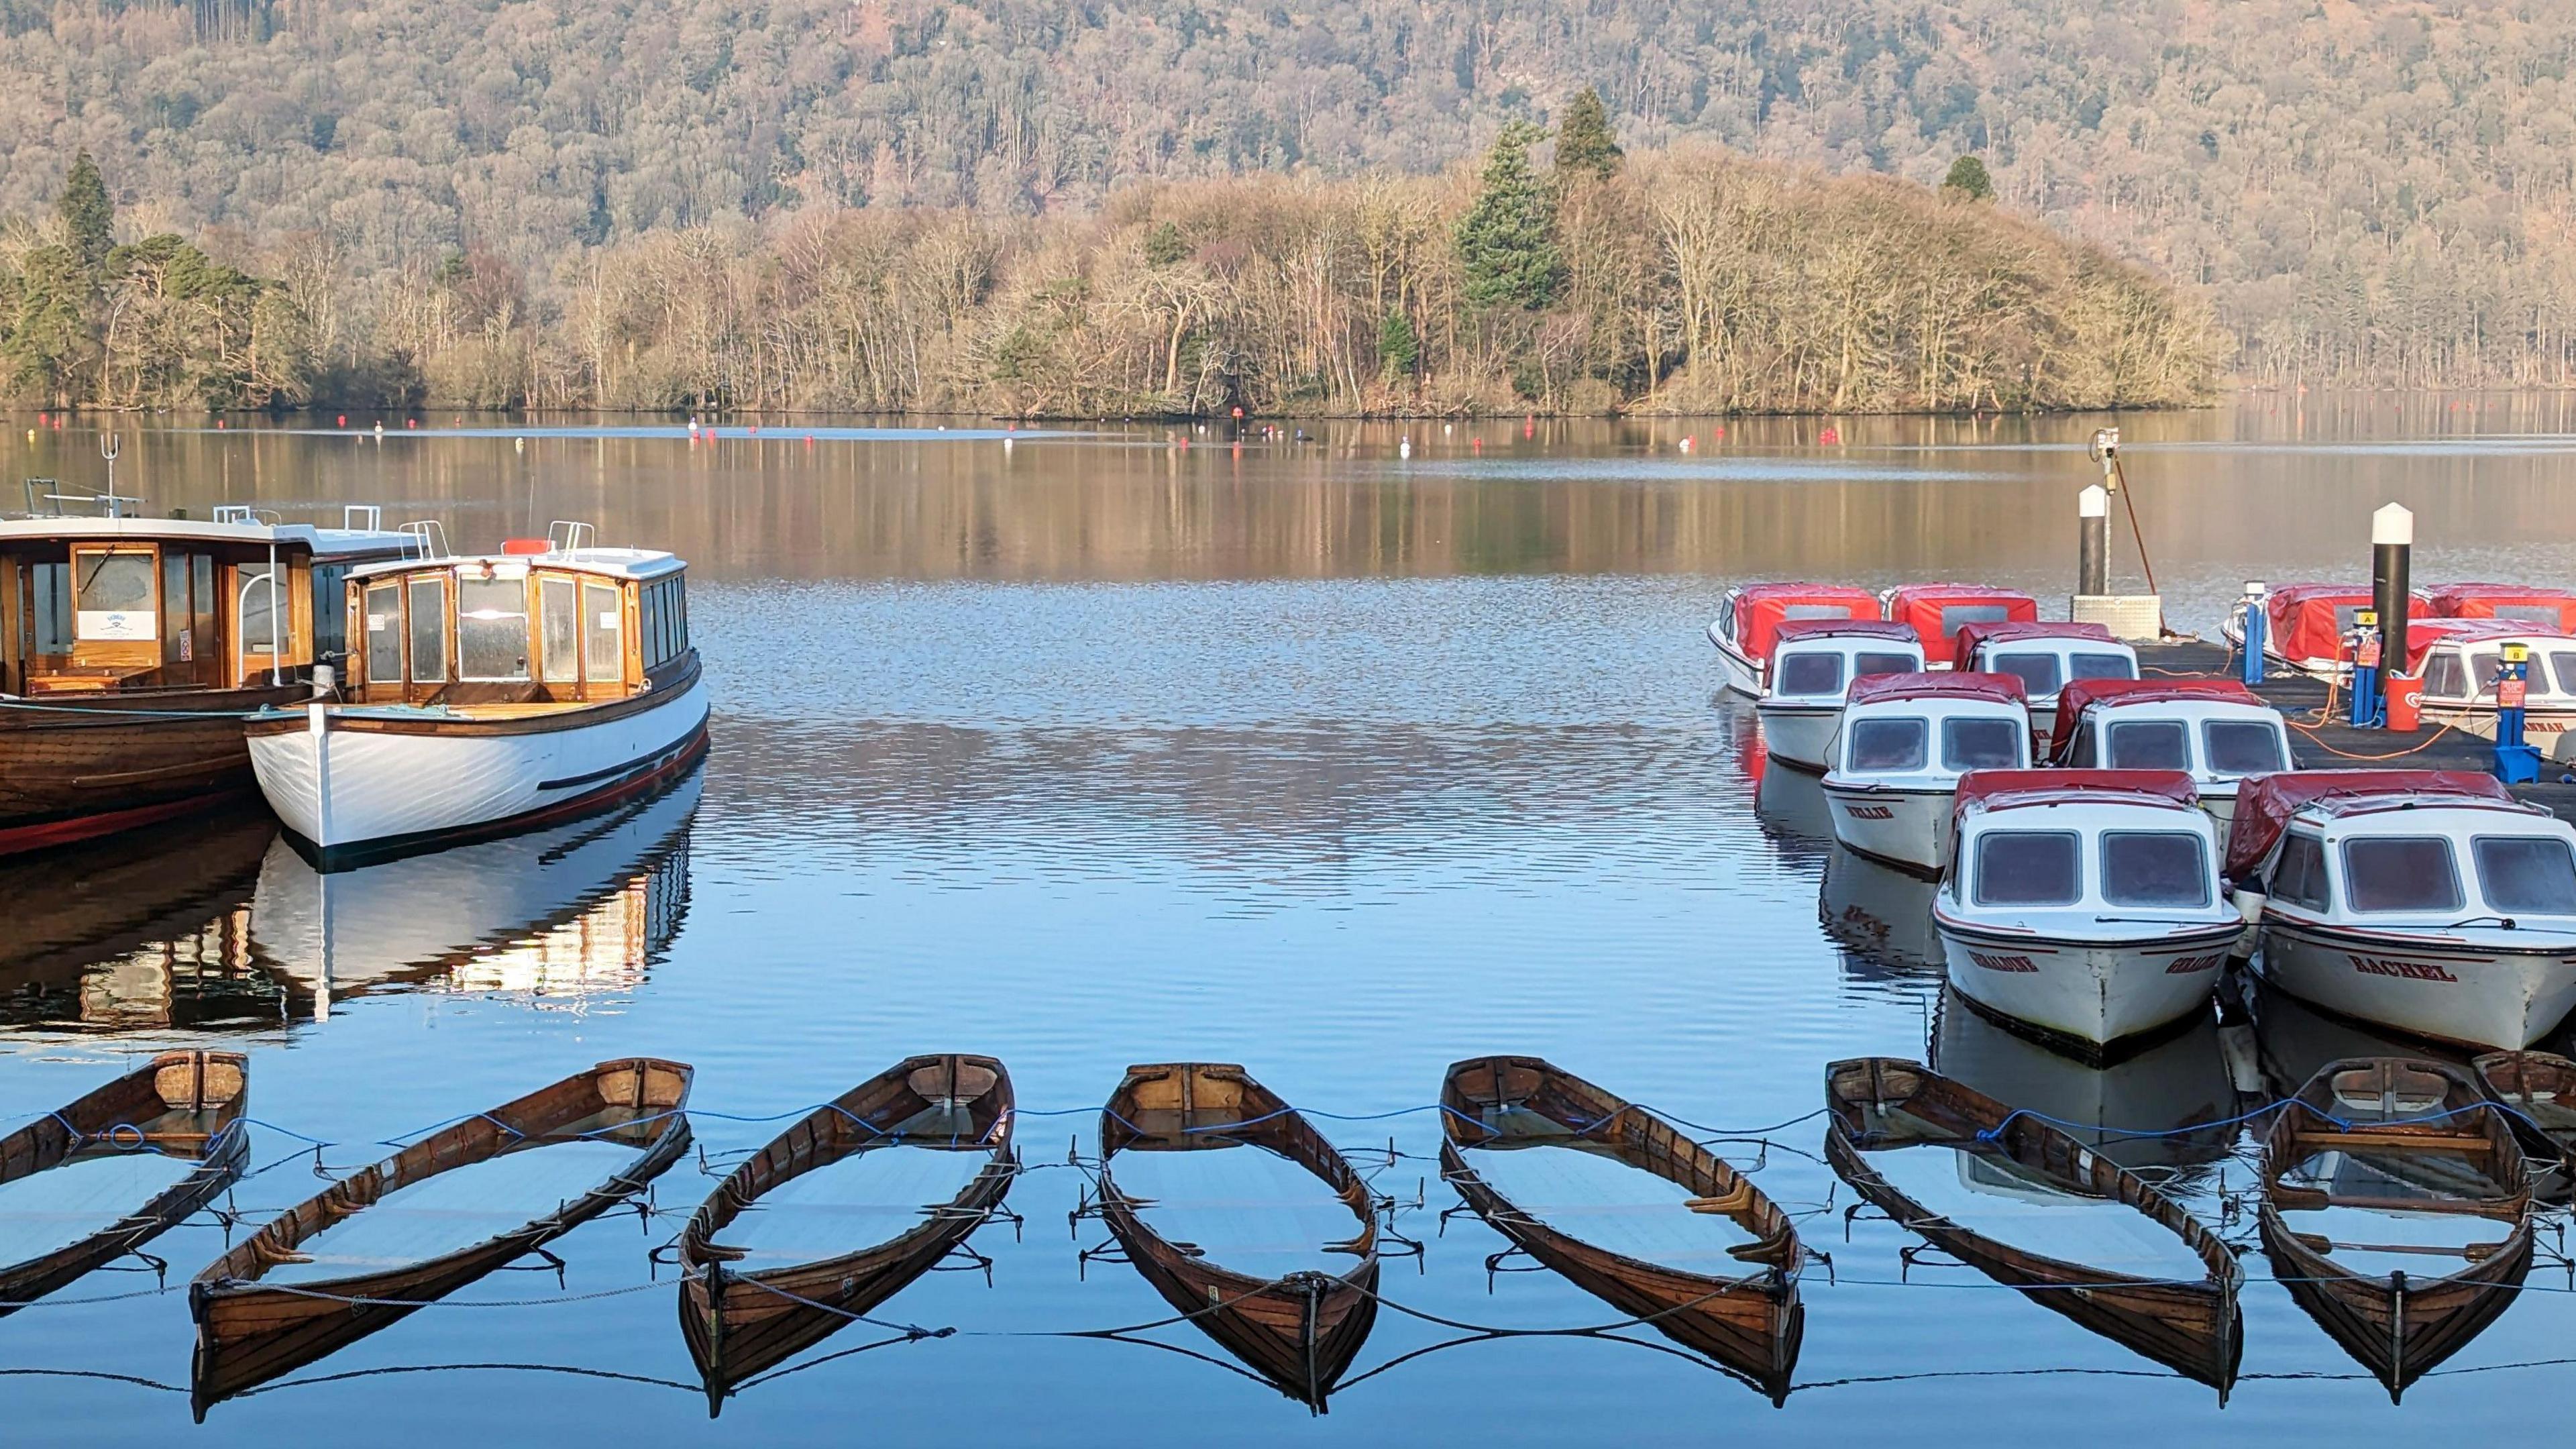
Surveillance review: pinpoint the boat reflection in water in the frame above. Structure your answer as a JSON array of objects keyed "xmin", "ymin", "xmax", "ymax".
[
  {"xmin": 0, "ymin": 811, "xmax": 285, "ymax": 1030},
  {"xmin": 1820, "ymin": 847, "xmax": 1943, "ymax": 993},
  {"xmin": 248, "ymin": 765, "xmax": 701, "ymax": 1018},
  {"xmin": 1932, "ymin": 991, "xmax": 2243, "ymax": 1178},
  {"xmin": 1752, "ymin": 761, "xmax": 1836, "ymax": 869},
  {"xmin": 2236, "ymin": 974, "xmax": 2465, "ymax": 1104}
]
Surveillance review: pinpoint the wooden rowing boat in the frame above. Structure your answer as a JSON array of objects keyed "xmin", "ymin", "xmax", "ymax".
[
  {"xmin": 2470, "ymin": 1049, "xmax": 2576, "ymax": 1201},
  {"xmin": 1824, "ymin": 1057, "xmax": 2243, "ymax": 1397},
  {"xmin": 187, "ymin": 1057, "xmax": 693, "ymax": 1417},
  {"xmin": 1095, "ymin": 1063, "xmax": 1378, "ymax": 1411},
  {"xmin": 677, "ymin": 1054, "xmax": 1016, "ymax": 1413},
  {"xmin": 1438, "ymin": 1056, "xmax": 1804, "ymax": 1402},
  {"xmin": 2258, "ymin": 1057, "xmax": 2534, "ymax": 1401},
  {"xmin": 0, "ymin": 1051, "xmax": 248, "ymax": 1313}
]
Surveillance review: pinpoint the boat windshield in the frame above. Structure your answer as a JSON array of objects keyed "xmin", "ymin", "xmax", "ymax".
[
  {"xmin": 1775, "ymin": 652, "xmax": 1843, "ymax": 696},
  {"xmin": 2341, "ymin": 837, "xmax": 2464, "ymax": 914},
  {"xmin": 1847, "ymin": 717, "xmax": 1928, "ymax": 771},
  {"xmin": 2470, "ymin": 649, "xmax": 2558, "ymax": 694},
  {"xmin": 2100, "ymin": 832, "xmax": 2210, "ymax": 908},
  {"xmin": 2105, "ymin": 719, "xmax": 2190, "ymax": 770},
  {"xmin": 1941, "ymin": 718, "xmax": 2022, "ymax": 771},
  {"xmin": 2201, "ymin": 720, "xmax": 2287, "ymax": 776},
  {"xmin": 1988, "ymin": 652, "xmax": 2059, "ymax": 696},
  {"xmin": 1856, "ymin": 651, "xmax": 1918, "ymax": 678},
  {"xmin": 2069, "ymin": 651, "xmax": 2136, "ymax": 682},
  {"xmin": 1972, "ymin": 831, "xmax": 2080, "ymax": 907},
  {"xmin": 2472, "ymin": 836, "xmax": 2576, "ymax": 915}
]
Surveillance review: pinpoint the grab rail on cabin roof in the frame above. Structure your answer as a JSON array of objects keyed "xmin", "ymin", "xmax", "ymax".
[
  {"xmin": 547, "ymin": 520, "xmax": 595, "ymax": 559},
  {"xmin": 400, "ymin": 520, "xmax": 449, "ymax": 561},
  {"xmin": 210, "ymin": 504, "xmax": 283, "ymax": 525},
  {"xmin": 341, "ymin": 504, "xmax": 383, "ymax": 532}
]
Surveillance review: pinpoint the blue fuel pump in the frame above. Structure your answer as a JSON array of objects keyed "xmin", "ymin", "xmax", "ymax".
[
  {"xmin": 2239, "ymin": 582, "xmax": 2266, "ymax": 687},
  {"xmin": 2494, "ymin": 643, "xmax": 2542, "ymax": 784},
  {"xmin": 2347, "ymin": 614, "xmax": 2382, "ymax": 728}
]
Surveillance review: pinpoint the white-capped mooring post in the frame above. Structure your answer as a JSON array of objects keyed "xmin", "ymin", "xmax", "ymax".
[
  {"xmin": 2078, "ymin": 484, "xmax": 2109, "ymax": 597},
  {"xmin": 2068, "ymin": 429, "xmax": 2163, "ymax": 641},
  {"xmin": 2371, "ymin": 502, "xmax": 2413, "ymax": 695}
]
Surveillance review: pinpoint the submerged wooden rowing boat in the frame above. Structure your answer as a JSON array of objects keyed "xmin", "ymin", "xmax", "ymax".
[
  {"xmin": 1438, "ymin": 1056, "xmax": 1805, "ymax": 1402},
  {"xmin": 1824, "ymin": 1057, "xmax": 2243, "ymax": 1397},
  {"xmin": 2470, "ymin": 1049, "xmax": 2576, "ymax": 1200},
  {"xmin": 1096, "ymin": 1063, "xmax": 1379, "ymax": 1411},
  {"xmin": 188, "ymin": 1058, "xmax": 693, "ymax": 1417},
  {"xmin": 0, "ymin": 1051, "xmax": 248, "ymax": 1313},
  {"xmin": 2258, "ymin": 1057, "xmax": 2534, "ymax": 1401},
  {"xmin": 677, "ymin": 1053, "xmax": 1016, "ymax": 1413}
]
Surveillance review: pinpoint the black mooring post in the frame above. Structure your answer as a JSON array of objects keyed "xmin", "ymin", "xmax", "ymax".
[
  {"xmin": 2372, "ymin": 503, "xmax": 2413, "ymax": 675},
  {"xmin": 2078, "ymin": 484, "xmax": 2110, "ymax": 596}
]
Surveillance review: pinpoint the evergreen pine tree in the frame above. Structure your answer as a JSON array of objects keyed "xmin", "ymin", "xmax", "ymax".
[
  {"xmin": 58, "ymin": 150, "xmax": 113, "ymax": 268},
  {"xmin": 1454, "ymin": 122, "xmax": 1562, "ymax": 310},
  {"xmin": 1553, "ymin": 88, "xmax": 1623, "ymax": 180},
  {"xmin": 1378, "ymin": 309, "xmax": 1419, "ymax": 380},
  {"xmin": 1941, "ymin": 155, "xmax": 1996, "ymax": 202}
]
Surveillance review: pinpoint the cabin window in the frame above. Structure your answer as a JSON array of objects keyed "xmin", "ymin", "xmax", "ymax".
[
  {"xmin": 2466, "ymin": 651, "xmax": 2537, "ymax": 695},
  {"xmin": 160, "ymin": 551, "xmax": 195, "ymax": 674},
  {"xmin": 1717, "ymin": 598, "xmax": 1735, "ymax": 643},
  {"xmin": 2061, "ymin": 729, "xmax": 2098, "ymax": 767},
  {"xmin": 675, "ymin": 578, "xmax": 688, "ymax": 652},
  {"xmin": 1990, "ymin": 652, "xmax": 2060, "ymax": 697},
  {"xmin": 1972, "ymin": 831, "xmax": 2082, "ymax": 907},
  {"xmin": 641, "ymin": 581, "xmax": 664, "ymax": 668},
  {"xmin": 584, "ymin": 581, "xmax": 621, "ymax": 684},
  {"xmin": 2473, "ymin": 837, "xmax": 2576, "ymax": 915},
  {"xmin": 191, "ymin": 554, "xmax": 215, "ymax": 667},
  {"xmin": 2341, "ymin": 837, "xmax": 2463, "ymax": 914},
  {"xmin": 2100, "ymin": 832, "xmax": 2210, "ymax": 908},
  {"xmin": 364, "ymin": 581, "xmax": 404, "ymax": 684},
  {"xmin": 539, "ymin": 577, "xmax": 580, "ymax": 684},
  {"xmin": 2553, "ymin": 655, "xmax": 2576, "ymax": 697},
  {"xmin": 1776, "ymin": 653, "xmax": 1843, "ymax": 696},
  {"xmin": 2105, "ymin": 720, "xmax": 2190, "ymax": 770},
  {"xmin": 407, "ymin": 576, "xmax": 450, "ymax": 682},
  {"xmin": 458, "ymin": 576, "xmax": 530, "ymax": 682},
  {"xmin": 2069, "ymin": 652, "xmax": 2135, "ymax": 682},
  {"xmin": 73, "ymin": 548, "xmax": 155, "ymax": 640},
  {"xmin": 1847, "ymin": 718, "xmax": 1928, "ymax": 771},
  {"xmin": 1940, "ymin": 604, "xmax": 2012, "ymax": 635},
  {"xmin": 238, "ymin": 568, "xmax": 280, "ymax": 669},
  {"xmin": 2271, "ymin": 833, "xmax": 2332, "ymax": 910},
  {"xmin": 1941, "ymin": 718, "xmax": 2023, "ymax": 771},
  {"xmin": 1783, "ymin": 604, "xmax": 1854, "ymax": 622},
  {"xmin": 1856, "ymin": 651, "xmax": 1915, "ymax": 678},
  {"xmin": 2202, "ymin": 720, "xmax": 2287, "ymax": 776},
  {"xmin": 30, "ymin": 563, "xmax": 72, "ymax": 653},
  {"xmin": 2422, "ymin": 653, "xmax": 2467, "ymax": 699}
]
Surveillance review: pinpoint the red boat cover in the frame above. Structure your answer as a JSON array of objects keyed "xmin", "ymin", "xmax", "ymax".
[
  {"xmin": 2426, "ymin": 582, "xmax": 2576, "ymax": 632},
  {"xmin": 2259, "ymin": 584, "xmax": 2434, "ymax": 664},
  {"xmin": 1729, "ymin": 583, "xmax": 1880, "ymax": 661},
  {"xmin": 1883, "ymin": 584, "xmax": 2040, "ymax": 665},
  {"xmin": 1845, "ymin": 671, "xmax": 2028, "ymax": 708},
  {"xmin": 2048, "ymin": 678, "xmax": 2267, "ymax": 751},
  {"xmin": 2222, "ymin": 769, "xmax": 2517, "ymax": 878},
  {"xmin": 2399, "ymin": 616, "xmax": 2573, "ymax": 674},
  {"xmin": 1953, "ymin": 768, "xmax": 2200, "ymax": 820},
  {"xmin": 1952, "ymin": 619, "xmax": 2119, "ymax": 673},
  {"xmin": 1770, "ymin": 618, "xmax": 1921, "ymax": 647}
]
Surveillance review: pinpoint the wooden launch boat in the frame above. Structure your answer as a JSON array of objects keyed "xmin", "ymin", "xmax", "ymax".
[
  {"xmin": 1095, "ymin": 1063, "xmax": 1379, "ymax": 1411},
  {"xmin": 244, "ymin": 522, "xmax": 709, "ymax": 869},
  {"xmin": 0, "ymin": 1051, "xmax": 248, "ymax": 1312},
  {"xmin": 1824, "ymin": 1057, "xmax": 2243, "ymax": 1395},
  {"xmin": 0, "ymin": 508, "xmax": 413, "ymax": 855},
  {"xmin": 1438, "ymin": 1056, "xmax": 1805, "ymax": 1402},
  {"xmin": 188, "ymin": 1057, "xmax": 693, "ymax": 1417},
  {"xmin": 678, "ymin": 1054, "xmax": 1016, "ymax": 1413},
  {"xmin": 2470, "ymin": 1049, "xmax": 2576, "ymax": 1193},
  {"xmin": 2257, "ymin": 1057, "xmax": 2534, "ymax": 1401}
]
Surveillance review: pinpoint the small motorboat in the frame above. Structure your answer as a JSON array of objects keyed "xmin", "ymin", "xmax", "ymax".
[
  {"xmin": 1706, "ymin": 582, "xmax": 1878, "ymax": 697},
  {"xmin": 1933, "ymin": 769, "xmax": 2241, "ymax": 1057},
  {"xmin": 2424, "ymin": 581, "xmax": 2576, "ymax": 632},
  {"xmin": 1824, "ymin": 1057, "xmax": 2243, "ymax": 1395},
  {"xmin": 2226, "ymin": 769, "xmax": 2576, "ymax": 1051},
  {"xmin": 2047, "ymin": 679, "xmax": 2290, "ymax": 820},
  {"xmin": 1821, "ymin": 673, "xmax": 2031, "ymax": 875},
  {"xmin": 2257, "ymin": 1057, "xmax": 2534, "ymax": 1401},
  {"xmin": 1879, "ymin": 582, "xmax": 2038, "ymax": 667},
  {"xmin": 2404, "ymin": 619, "xmax": 2576, "ymax": 761},
  {"xmin": 1438, "ymin": 1056, "xmax": 1804, "ymax": 1402},
  {"xmin": 1952, "ymin": 621, "xmax": 2137, "ymax": 730},
  {"xmin": 2469, "ymin": 1049, "xmax": 2576, "ymax": 1197},
  {"xmin": 245, "ymin": 522, "xmax": 710, "ymax": 870},
  {"xmin": 1754, "ymin": 619, "xmax": 1925, "ymax": 772},
  {"xmin": 189, "ymin": 1058, "xmax": 694, "ymax": 1416},
  {"xmin": 0, "ymin": 1051, "xmax": 247, "ymax": 1313},
  {"xmin": 2222, "ymin": 582, "xmax": 2433, "ymax": 679},
  {"xmin": 678, "ymin": 1055, "xmax": 1016, "ymax": 1413},
  {"xmin": 1094, "ymin": 1063, "xmax": 1378, "ymax": 1411}
]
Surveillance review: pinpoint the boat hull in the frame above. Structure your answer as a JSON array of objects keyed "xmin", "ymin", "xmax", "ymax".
[
  {"xmin": 2429, "ymin": 705, "xmax": 2576, "ymax": 763},
  {"xmin": 1935, "ymin": 918, "xmax": 2236, "ymax": 1055},
  {"xmin": 1822, "ymin": 783, "xmax": 1953, "ymax": 875},
  {"xmin": 1754, "ymin": 702, "xmax": 1839, "ymax": 773},
  {"xmin": 247, "ymin": 674, "xmax": 709, "ymax": 867},
  {"xmin": 2256, "ymin": 916, "xmax": 2576, "ymax": 1051},
  {"xmin": 0, "ymin": 686, "xmax": 303, "ymax": 855},
  {"xmin": 1707, "ymin": 627, "xmax": 1762, "ymax": 697}
]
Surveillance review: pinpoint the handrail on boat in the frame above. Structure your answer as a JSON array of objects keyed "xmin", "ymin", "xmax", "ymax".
[
  {"xmin": 547, "ymin": 519, "xmax": 595, "ymax": 559},
  {"xmin": 399, "ymin": 520, "xmax": 449, "ymax": 560},
  {"xmin": 341, "ymin": 504, "xmax": 383, "ymax": 531}
]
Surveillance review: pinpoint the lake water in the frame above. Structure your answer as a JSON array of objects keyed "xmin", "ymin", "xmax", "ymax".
[{"xmin": 4, "ymin": 397, "xmax": 2575, "ymax": 1443}]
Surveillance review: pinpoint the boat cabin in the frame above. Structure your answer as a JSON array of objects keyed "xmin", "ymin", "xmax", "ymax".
[
  {"xmin": 1880, "ymin": 583, "xmax": 2039, "ymax": 667},
  {"xmin": 1828, "ymin": 674, "xmax": 2033, "ymax": 784},
  {"xmin": 2049, "ymin": 680, "xmax": 2290, "ymax": 815},
  {"xmin": 2226, "ymin": 771, "xmax": 2575, "ymax": 924},
  {"xmin": 0, "ymin": 508, "xmax": 413, "ymax": 696},
  {"xmin": 1763, "ymin": 619, "xmax": 1926, "ymax": 702},
  {"xmin": 1943, "ymin": 769, "xmax": 2222, "ymax": 920},
  {"xmin": 1953, "ymin": 621, "xmax": 2138, "ymax": 714},
  {"xmin": 342, "ymin": 527, "xmax": 692, "ymax": 710},
  {"xmin": 2426, "ymin": 583, "xmax": 2576, "ymax": 633},
  {"xmin": 2408, "ymin": 620, "xmax": 2576, "ymax": 710},
  {"xmin": 2235, "ymin": 583, "xmax": 2436, "ymax": 675},
  {"xmin": 1709, "ymin": 582, "xmax": 1880, "ymax": 694}
]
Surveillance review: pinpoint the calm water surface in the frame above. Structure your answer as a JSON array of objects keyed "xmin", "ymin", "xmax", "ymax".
[{"xmin": 5, "ymin": 398, "xmax": 2575, "ymax": 1444}]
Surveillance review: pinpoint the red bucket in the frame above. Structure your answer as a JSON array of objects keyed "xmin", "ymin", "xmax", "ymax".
[{"xmin": 2385, "ymin": 672, "xmax": 2424, "ymax": 733}]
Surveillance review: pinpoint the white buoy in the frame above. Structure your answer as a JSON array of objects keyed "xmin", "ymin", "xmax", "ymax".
[
  {"xmin": 515, "ymin": 437, "xmax": 526, "ymax": 454},
  {"xmin": 1399, "ymin": 436, "xmax": 1412, "ymax": 459}
]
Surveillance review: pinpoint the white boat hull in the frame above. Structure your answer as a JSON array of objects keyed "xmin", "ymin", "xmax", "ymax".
[
  {"xmin": 2255, "ymin": 916, "xmax": 2576, "ymax": 1051},
  {"xmin": 1937, "ymin": 918, "xmax": 2235, "ymax": 1051},
  {"xmin": 1707, "ymin": 625, "xmax": 1762, "ymax": 697},
  {"xmin": 249, "ymin": 678, "xmax": 711, "ymax": 865},
  {"xmin": 1756, "ymin": 702, "xmax": 1840, "ymax": 773},
  {"xmin": 2428, "ymin": 706, "xmax": 2576, "ymax": 763},
  {"xmin": 1822, "ymin": 783, "xmax": 1954, "ymax": 875}
]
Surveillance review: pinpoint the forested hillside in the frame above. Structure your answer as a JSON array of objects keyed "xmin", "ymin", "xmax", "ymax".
[{"xmin": 1, "ymin": 0, "xmax": 2568, "ymax": 406}]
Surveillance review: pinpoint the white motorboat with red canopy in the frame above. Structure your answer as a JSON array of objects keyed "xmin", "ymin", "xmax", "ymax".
[
  {"xmin": 1707, "ymin": 582, "xmax": 1878, "ymax": 697},
  {"xmin": 2425, "ymin": 582, "xmax": 2576, "ymax": 632},
  {"xmin": 2404, "ymin": 619, "xmax": 2576, "ymax": 761},
  {"xmin": 2049, "ymin": 680, "xmax": 2290, "ymax": 822},
  {"xmin": 1755, "ymin": 620, "xmax": 1925, "ymax": 772},
  {"xmin": 246, "ymin": 523, "xmax": 708, "ymax": 869},
  {"xmin": 2224, "ymin": 770, "xmax": 2576, "ymax": 1051},
  {"xmin": 1880, "ymin": 583, "xmax": 2038, "ymax": 668},
  {"xmin": 1933, "ymin": 769, "xmax": 2240, "ymax": 1057},
  {"xmin": 2222, "ymin": 583, "xmax": 2434, "ymax": 678},
  {"xmin": 1953, "ymin": 621, "xmax": 2138, "ymax": 731},
  {"xmin": 1821, "ymin": 673, "xmax": 2031, "ymax": 875}
]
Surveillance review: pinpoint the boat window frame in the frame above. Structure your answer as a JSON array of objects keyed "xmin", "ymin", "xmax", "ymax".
[
  {"xmin": 1773, "ymin": 649, "xmax": 1844, "ymax": 698},
  {"xmin": 2270, "ymin": 830, "xmax": 2332, "ymax": 912},
  {"xmin": 362, "ymin": 578, "xmax": 405, "ymax": 685},
  {"xmin": 1988, "ymin": 651, "xmax": 2062, "ymax": 698},
  {"xmin": 2469, "ymin": 833, "xmax": 2576, "ymax": 917},
  {"xmin": 1970, "ymin": 828, "xmax": 2085, "ymax": 908},
  {"xmin": 1854, "ymin": 649, "xmax": 1919, "ymax": 680},
  {"xmin": 582, "ymin": 579, "xmax": 623, "ymax": 688},
  {"xmin": 1940, "ymin": 714, "xmax": 2026, "ymax": 772},
  {"xmin": 1845, "ymin": 714, "xmax": 1931, "ymax": 773},
  {"xmin": 537, "ymin": 571, "xmax": 582, "ymax": 687},
  {"xmin": 2339, "ymin": 835, "xmax": 2466, "ymax": 915},
  {"xmin": 2099, "ymin": 830, "xmax": 2214, "ymax": 908},
  {"xmin": 2421, "ymin": 650, "xmax": 2468, "ymax": 700},
  {"xmin": 2200, "ymin": 718, "xmax": 2289, "ymax": 778},
  {"xmin": 407, "ymin": 573, "xmax": 451, "ymax": 686},
  {"xmin": 2067, "ymin": 651, "xmax": 2137, "ymax": 683},
  {"xmin": 2104, "ymin": 717, "xmax": 2193, "ymax": 772},
  {"xmin": 455, "ymin": 570, "xmax": 534, "ymax": 684}
]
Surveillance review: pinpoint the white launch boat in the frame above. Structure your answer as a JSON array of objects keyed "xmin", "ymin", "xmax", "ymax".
[
  {"xmin": 1754, "ymin": 619, "xmax": 1925, "ymax": 773},
  {"xmin": 1821, "ymin": 673, "xmax": 2031, "ymax": 875}
]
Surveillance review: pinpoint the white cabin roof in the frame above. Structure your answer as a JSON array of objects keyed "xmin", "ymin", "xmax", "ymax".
[
  {"xmin": 350, "ymin": 546, "xmax": 685, "ymax": 584},
  {"xmin": 0, "ymin": 515, "xmax": 415, "ymax": 559},
  {"xmin": 2294, "ymin": 796, "xmax": 2561, "ymax": 839}
]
